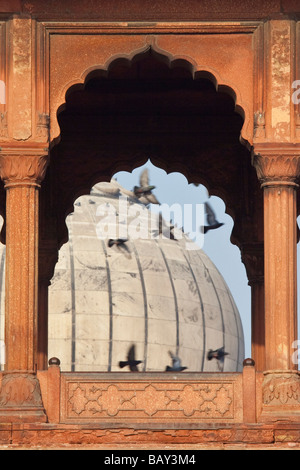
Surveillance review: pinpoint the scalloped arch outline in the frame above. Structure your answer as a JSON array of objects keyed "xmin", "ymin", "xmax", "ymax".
[
  {"xmin": 52, "ymin": 40, "xmax": 251, "ymax": 149},
  {"xmin": 52, "ymin": 41, "xmax": 251, "ymax": 248}
]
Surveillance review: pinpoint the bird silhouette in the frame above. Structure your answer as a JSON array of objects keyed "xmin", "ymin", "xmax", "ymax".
[
  {"xmin": 207, "ymin": 347, "xmax": 229, "ymax": 371},
  {"xmin": 202, "ymin": 202, "xmax": 224, "ymax": 234},
  {"xmin": 134, "ymin": 169, "xmax": 160, "ymax": 205},
  {"xmin": 152, "ymin": 213, "xmax": 176, "ymax": 240},
  {"xmin": 108, "ymin": 238, "xmax": 128, "ymax": 248},
  {"xmin": 119, "ymin": 344, "xmax": 143, "ymax": 372},
  {"xmin": 165, "ymin": 350, "xmax": 187, "ymax": 372},
  {"xmin": 108, "ymin": 238, "xmax": 131, "ymax": 259}
]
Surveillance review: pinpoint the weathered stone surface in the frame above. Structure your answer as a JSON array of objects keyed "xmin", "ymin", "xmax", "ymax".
[
  {"xmin": 1, "ymin": 0, "xmax": 300, "ymax": 445},
  {"xmin": 0, "ymin": 373, "xmax": 46, "ymax": 423}
]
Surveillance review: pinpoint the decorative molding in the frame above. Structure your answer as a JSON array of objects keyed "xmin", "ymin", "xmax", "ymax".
[
  {"xmin": 68, "ymin": 382, "xmax": 233, "ymax": 419},
  {"xmin": 61, "ymin": 374, "xmax": 243, "ymax": 423},
  {"xmin": 253, "ymin": 23, "xmax": 266, "ymax": 140},
  {"xmin": 0, "ymin": 149, "xmax": 49, "ymax": 187},
  {"xmin": 263, "ymin": 370, "xmax": 300, "ymax": 407},
  {"xmin": 253, "ymin": 155, "xmax": 300, "ymax": 186},
  {"xmin": 0, "ymin": 372, "xmax": 47, "ymax": 423},
  {"xmin": 0, "ymin": 373, "xmax": 43, "ymax": 407},
  {"xmin": 252, "ymin": 145, "xmax": 300, "ymax": 186}
]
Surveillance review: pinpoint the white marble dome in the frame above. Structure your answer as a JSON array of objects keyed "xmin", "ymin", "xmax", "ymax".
[{"xmin": 47, "ymin": 179, "xmax": 245, "ymax": 372}]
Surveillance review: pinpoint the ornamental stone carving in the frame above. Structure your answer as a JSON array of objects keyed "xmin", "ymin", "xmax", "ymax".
[
  {"xmin": 0, "ymin": 373, "xmax": 44, "ymax": 407},
  {"xmin": 63, "ymin": 378, "xmax": 237, "ymax": 422},
  {"xmin": 0, "ymin": 151, "xmax": 49, "ymax": 187},
  {"xmin": 0, "ymin": 372, "xmax": 47, "ymax": 423},
  {"xmin": 252, "ymin": 153, "xmax": 300, "ymax": 186},
  {"xmin": 263, "ymin": 371, "xmax": 300, "ymax": 406}
]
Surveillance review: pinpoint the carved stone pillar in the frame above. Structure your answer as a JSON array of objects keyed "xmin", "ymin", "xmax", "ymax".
[
  {"xmin": 252, "ymin": 144, "xmax": 300, "ymax": 372},
  {"xmin": 0, "ymin": 144, "xmax": 49, "ymax": 422},
  {"xmin": 241, "ymin": 242, "xmax": 265, "ymax": 371}
]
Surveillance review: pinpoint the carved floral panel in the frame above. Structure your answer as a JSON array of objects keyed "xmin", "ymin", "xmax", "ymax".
[{"xmin": 60, "ymin": 374, "xmax": 243, "ymax": 423}]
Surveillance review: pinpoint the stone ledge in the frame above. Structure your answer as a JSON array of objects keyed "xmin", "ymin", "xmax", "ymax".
[
  {"xmin": 1, "ymin": 422, "xmax": 300, "ymax": 448},
  {"xmin": 0, "ymin": 422, "xmax": 275, "ymax": 447}
]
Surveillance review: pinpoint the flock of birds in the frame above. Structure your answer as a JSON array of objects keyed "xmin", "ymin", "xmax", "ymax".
[
  {"xmin": 119, "ymin": 344, "xmax": 229, "ymax": 372},
  {"xmin": 107, "ymin": 168, "xmax": 224, "ymax": 250},
  {"xmin": 107, "ymin": 170, "xmax": 228, "ymax": 371},
  {"xmin": 104, "ymin": 170, "xmax": 228, "ymax": 371}
]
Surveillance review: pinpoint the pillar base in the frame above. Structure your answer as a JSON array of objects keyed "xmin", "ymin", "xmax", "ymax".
[
  {"xmin": 260, "ymin": 370, "xmax": 300, "ymax": 421},
  {"xmin": 0, "ymin": 372, "xmax": 47, "ymax": 423}
]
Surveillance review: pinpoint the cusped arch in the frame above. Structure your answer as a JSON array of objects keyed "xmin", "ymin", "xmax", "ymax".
[
  {"xmin": 51, "ymin": 42, "xmax": 251, "ymax": 149},
  {"xmin": 50, "ymin": 43, "xmax": 253, "ymax": 250}
]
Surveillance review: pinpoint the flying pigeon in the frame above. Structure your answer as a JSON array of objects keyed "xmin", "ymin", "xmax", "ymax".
[
  {"xmin": 153, "ymin": 212, "xmax": 176, "ymax": 240},
  {"xmin": 134, "ymin": 169, "xmax": 160, "ymax": 205},
  {"xmin": 108, "ymin": 238, "xmax": 131, "ymax": 258},
  {"xmin": 119, "ymin": 344, "xmax": 143, "ymax": 372},
  {"xmin": 202, "ymin": 201, "xmax": 224, "ymax": 234},
  {"xmin": 165, "ymin": 350, "xmax": 187, "ymax": 372},
  {"xmin": 207, "ymin": 347, "xmax": 229, "ymax": 371},
  {"xmin": 108, "ymin": 238, "xmax": 128, "ymax": 248}
]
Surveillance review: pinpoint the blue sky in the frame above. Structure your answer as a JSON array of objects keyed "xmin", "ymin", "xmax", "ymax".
[{"xmin": 114, "ymin": 160, "xmax": 252, "ymax": 358}]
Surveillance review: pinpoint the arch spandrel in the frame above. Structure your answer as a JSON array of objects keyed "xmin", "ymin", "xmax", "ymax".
[
  {"xmin": 49, "ymin": 31, "xmax": 254, "ymax": 147},
  {"xmin": 50, "ymin": 35, "xmax": 152, "ymax": 145},
  {"xmin": 154, "ymin": 34, "xmax": 253, "ymax": 147}
]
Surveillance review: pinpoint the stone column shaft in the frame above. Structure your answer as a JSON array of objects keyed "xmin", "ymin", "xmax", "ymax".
[
  {"xmin": 5, "ymin": 184, "xmax": 39, "ymax": 371},
  {"xmin": 263, "ymin": 184, "xmax": 297, "ymax": 370},
  {"xmin": 0, "ymin": 146, "xmax": 49, "ymax": 422},
  {"xmin": 0, "ymin": 147, "xmax": 49, "ymax": 371},
  {"xmin": 253, "ymin": 146, "xmax": 300, "ymax": 371}
]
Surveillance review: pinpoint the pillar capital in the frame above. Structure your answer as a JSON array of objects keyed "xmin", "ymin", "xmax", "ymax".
[
  {"xmin": 0, "ymin": 144, "xmax": 49, "ymax": 188},
  {"xmin": 252, "ymin": 143, "xmax": 300, "ymax": 188}
]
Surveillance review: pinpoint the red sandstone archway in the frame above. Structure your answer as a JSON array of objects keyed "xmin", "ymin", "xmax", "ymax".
[
  {"xmin": 49, "ymin": 37, "xmax": 253, "ymax": 149},
  {"xmin": 49, "ymin": 47, "xmax": 256, "ymax": 246},
  {"xmin": 36, "ymin": 45, "xmax": 263, "ymax": 371}
]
